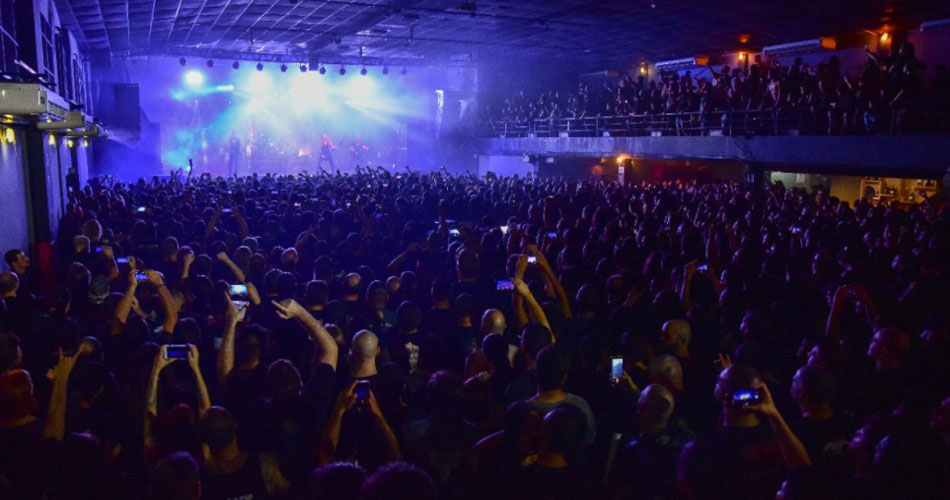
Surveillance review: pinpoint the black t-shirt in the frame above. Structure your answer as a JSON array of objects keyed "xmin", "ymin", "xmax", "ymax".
[
  {"xmin": 225, "ymin": 365, "xmax": 268, "ymax": 452},
  {"xmin": 714, "ymin": 424, "xmax": 786, "ymax": 500},
  {"xmin": 0, "ymin": 419, "xmax": 44, "ymax": 499}
]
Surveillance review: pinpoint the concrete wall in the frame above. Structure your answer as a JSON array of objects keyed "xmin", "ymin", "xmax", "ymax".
[
  {"xmin": 475, "ymin": 134, "xmax": 950, "ymax": 178},
  {"xmin": 477, "ymin": 154, "xmax": 536, "ymax": 177},
  {"xmin": 0, "ymin": 129, "xmax": 30, "ymax": 255}
]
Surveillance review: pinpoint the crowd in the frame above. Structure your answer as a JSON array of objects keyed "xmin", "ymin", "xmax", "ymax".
[
  {"xmin": 485, "ymin": 42, "xmax": 950, "ymax": 135},
  {"xmin": 1, "ymin": 168, "xmax": 950, "ymax": 500}
]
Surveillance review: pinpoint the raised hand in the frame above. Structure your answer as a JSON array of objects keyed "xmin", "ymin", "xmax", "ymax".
[
  {"xmin": 515, "ymin": 254, "xmax": 528, "ymax": 279},
  {"xmin": 511, "ymin": 277, "xmax": 531, "ymax": 297},
  {"xmin": 273, "ymin": 299, "xmax": 307, "ymax": 320},
  {"xmin": 225, "ymin": 295, "xmax": 247, "ymax": 325},
  {"xmin": 334, "ymin": 381, "xmax": 359, "ymax": 414},
  {"xmin": 187, "ymin": 344, "xmax": 200, "ymax": 371},
  {"xmin": 747, "ymin": 382, "xmax": 779, "ymax": 418},
  {"xmin": 152, "ymin": 346, "xmax": 175, "ymax": 375},
  {"xmin": 215, "ymin": 252, "xmax": 230, "ymax": 262},
  {"xmin": 144, "ymin": 270, "xmax": 164, "ymax": 287}
]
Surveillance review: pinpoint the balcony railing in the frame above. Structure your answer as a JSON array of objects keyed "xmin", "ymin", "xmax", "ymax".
[{"xmin": 478, "ymin": 105, "xmax": 950, "ymax": 138}]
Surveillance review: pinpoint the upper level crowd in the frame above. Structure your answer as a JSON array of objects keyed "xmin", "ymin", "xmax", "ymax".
[
  {"xmin": 483, "ymin": 42, "xmax": 950, "ymax": 136},
  {"xmin": 1, "ymin": 169, "xmax": 949, "ymax": 499}
]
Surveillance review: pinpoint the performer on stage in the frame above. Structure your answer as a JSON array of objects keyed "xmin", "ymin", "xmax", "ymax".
[
  {"xmin": 318, "ymin": 133, "xmax": 337, "ymax": 171},
  {"xmin": 227, "ymin": 130, "xmax": 242, "ymax": 176},
  {"xmin": 349, "ymin": 134, "xmax": 369, "ymax": 168}
]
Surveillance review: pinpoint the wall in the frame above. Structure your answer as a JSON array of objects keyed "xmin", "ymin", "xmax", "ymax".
[
  {"xmin": 477, "ymin": 154, "xmax": 535, "ymax": 177},
  {"xmin": 0, "ymin": 128, "xmax": 30, "ymax": 254}
]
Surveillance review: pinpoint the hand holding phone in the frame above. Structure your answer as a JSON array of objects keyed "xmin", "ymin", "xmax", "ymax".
[
  {"xmin": 496, "ymin": 279, "xmax": 515, "ymax": 291},
  {"xmin": 229, "ymin": 284, "xmax": 249, "ymax": 300},
  {"xmin": 728, "ymin": 389, "xmax": 763, "ymax": 409},
  {"xmin": 164, "ymin": 344, "xmax": 190, "ymax": 360},
  {"xmin": 134, "ymin": 271, "xmax": 148, "ymax": 281},
  {"xmin": 610, "ymin": 356, "xmax": 624, "ymax": 384},
  {"xmin": 355, "ymin": 380, "xmax": 371, "ymax": 400}
]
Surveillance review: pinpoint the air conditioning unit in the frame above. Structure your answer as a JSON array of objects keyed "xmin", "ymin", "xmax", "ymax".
[
  {"xmin": 0, "ymin": 83, "xmax": 70, "ymax": 121},
  {"xmin": 655, "ymin": 57, "xmax": 709, "ymax": 72},
  {"xmin": 762, "ymin": 37, "xmax": 836, "ymax": 57}
]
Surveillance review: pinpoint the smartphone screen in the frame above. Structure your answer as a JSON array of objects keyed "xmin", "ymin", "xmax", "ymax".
[
  {"xmin": 355, "ymin": 380, "xmax": 371, "ymax": 399},
  {"xmin": 496, "ymin": 280, "xmax": 515, "ymax": 291},
  {"xmin": 546, "ymin": 231, "xmax": 557, "ymax": 238},
  {"xmin": 449, "ymin": 228, "xmax": 460, "ymax": 237},
  {"xmin": 730, "ymin": 389, "xmax": 761, "ymax": 408},
  {"xmin": 164, "ymin": 344, "xmax": 189, "ymax": 360},
  {"xmin": 697, "ymin": 264, "xmax": 708, "ymax": 272},
  {"xmin": 500, "ymin": 225, "xmax": 509, "ymax": 235},
  {"xmin": 222, "ymin": 208, "xmax": 232, "ymax": 214},
  {"xmin": 136, "ymin": 206, "xmax": 146, "ymax": 213},
  {"xmin": 116, "ymin": 257, "xmax": 129, "ymax": 265},
  {"xmin": 94, "ymin": 246, "xmax": 103, "ymax": 253},
  {"xmin": 527, "ymin": 255, "xmax": 538, "ymax": 264},
  {"xmin": 135, "ymin": 271, "xmax": 148, "ymax": 281},
  {"xmin": 610, "ymin": 356, "xmax": 623, "ymax": 383}
]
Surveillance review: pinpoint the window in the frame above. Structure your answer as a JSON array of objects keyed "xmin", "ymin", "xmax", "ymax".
[
  {"xmin": 0, "ymin": 0, "xmax": 17, "ymax": 73},
  {"xmin": 40, "ymin": 13, "xmax": 54, "ymax": 82}
]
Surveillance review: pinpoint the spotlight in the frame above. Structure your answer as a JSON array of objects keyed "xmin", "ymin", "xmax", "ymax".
[
  {"xmin": 179, "ymin": 57, "xmax": 187, "ymax": 66},
  {"xmin": 232, "ymin": 61, "xmax": 240, "ymax": 69},
  {"xmin": 82, "ymin": 139, "xmax": 89, "ymax": 148},
  {"xmin": 360, "ymin": 66, "xmax": 367, "ymax": 76},
  {"xmin": 318, "ymin": 66, "xmax": 326, "ymax": 75},
  {"xmin": 880, "ymin": 32, "xmax": 889, "ymax": 42},
  {"xmin": 300, "ymin": 64, "xmax": 307, "ymax": 72},
  {"xmin": 382, "ymin": 66, "xmax": 389, "ymax": 75},
  {"xmin": 256, "ymin": 62, "xmax": 264, "ymax": 71},
  {"xmin": 280, "ymin": 63, "xmax": 288, "ymax": 72},
  {"xmin": 4, "ymin": 127, "xmax": 14, "ymax": 144},
  {"xmin": 339, "ymin": 66, "xmax": 346, "ymax": 75},
  {"xmin": 184, "ymin": 70, "xmax": 204, "ymax": 87},
  {"xmin": 207, "ymin": 59, "xmax": 214, "ymax": 67},
  {"xmin": 47, "ymin": 134, "xmax": 56, "ymax": 146},
  {"xmin": 66, "ymin": 138, "xmax": 75, "ymax": 148},
  {"xmin": 400, "ymin": 67, "xmax": 408, "ymax": 75}
]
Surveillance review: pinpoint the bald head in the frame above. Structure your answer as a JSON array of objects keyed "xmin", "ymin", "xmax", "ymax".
[
  {"xmin": 638, "ymin": 383, "xmax": 675, "ymax": 431},
  {"xmin": 660, "ymin": 319, "xmax": 692, "ymax": 355},
  {"xmin": 481, "ymin": 309, "xmax": 506, "ymax": 336},
  {"xmin": 352, "ymin": 330, "xmax": 380, "ymax": 360},
  {"xmin": 649, "ymin": 354, "xmax": 683, "ymax": 393},
  {"xmin": 345, "ymin": 272, "xmax": 362, "ymax": 289}
]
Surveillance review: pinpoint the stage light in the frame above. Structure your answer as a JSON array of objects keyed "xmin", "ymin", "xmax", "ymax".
[
  {"xmin": 401, "ymin": 67, "xmax": 408, "ymax": 75},
  {"xmin": 382, "ymin": 66, "xmax": 389, "ymax": 75},
  {"xmin": 280, "ymin": 64, "xmax": 288, "ymax": 72},
  {"xmin": 179, "ymin": 57, "xmax": 187, "ymax": 66},
  {"xmin": 66, "ymin": 138, "xmax": 75, "ymax": 148},
  {"xmin": 340, "ymin": 66, "xmax": 346, "ymax": 75},
  {"xmin": 318, "ymin": 66, "xmax": 326, "ymax": 75},
  {"xmin": 738, "ymin": 52, "xmax": 746, "ymax": 61},
  {"xmin": 3, "ymin": 128, "xmax": 12, "ymax": 144},
  {"xmin": 207, "ymin": 59, "xmax": 214, "ymax": 67},
  {"xmin": 300, "ymin": 64, "xmax": 307, "ymax": 72},
  {"xmin": 184, "ymin": 70, "xmax": 204, "ymax": 87},
  {"xmin": 82, "ymin": 139, "xmax": 89, "ymax": 148},
  {"xmin": 47, "ymin": 134, "xmax": 56, "ymax": 146},
  {"xmin": 360, "ymin": 66, "xmax": 367, "ymax": 76},
  {"xmin": 232, "ymin": 61, "xmax": 240, "ymax": 69},
  {"xmin": 256, "ymin": 62, "xmax": 264, "ymax": 71},
  {"xmin": 880, "ymin": 32, "xmax": 889, "ymax": 42}
]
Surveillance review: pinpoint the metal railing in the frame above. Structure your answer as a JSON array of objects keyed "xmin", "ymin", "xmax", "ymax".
[{"xmin": 479, "ymin": 105, "xmax": 950, "ymax": 138}]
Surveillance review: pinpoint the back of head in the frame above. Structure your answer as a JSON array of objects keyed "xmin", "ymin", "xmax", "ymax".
[
  {"xmin": 304, "ymin": 280, "xmax": 329, "ymax": 308},
  {"xmin": 649, "ymin": 354, "xmax": 684, "ymax": 393},
  {"xmin": 480, "ymin": 308, "xmax": 506, "ymax": 335},
  {"xmin": 454, "ymin": 293, "xmax": 476, "ymax": 320},
  {"xmin": 677, "ymin": 441, "xmax": 730, "ymax": 500},
  {"xmin": 395, "ymin": 301, "xmax": 422, "ymax": 332},
  {"xmin": 535, "ymin": 344, "xmax": 571, "ymax": 392},
  {"xmin": 351, "ymin": 330, "xmax": 379, "ymax": 361},
  {"xmin": 791, "ymin": 364, "xmax": 836, "ymax": 408},
  {"xmin": 360, "ymin": 461, "xmax": 438, "ymax": 500},
  {"xmin": 198, "ymin": 406, "xmax": 238, "ymax": 453},
  {"xmin": 638, "ymin": 383, "xmax": 675, "ymax": 431},
  {"xmin": 150, "ymin": 452, "xmax": 200, "ymax": 500},
  {"xmin": 540, "ymin": 405, "xmax": 584, "ymax": 456},
  {"xmin": 0, "ymin": 272, "xmax": 18, "ymax": 296},
  {"xmin": 521, "ymin": 323, "xmax": 553, "ymax": 359},
  {"xmin": 266, "ymin": 359, "xmax": 303, "ymax": 402},
  {"xmin": 310, "ymin": 462, "xmax": 366, "ymax": 500},
  {"xmin": 482, "ymin": 333, "xmax": 511, "ymax": 369},
  {"xmin": 456, "ymin": 250, "xmax": 479, "ymax": 280},
  {"xmin": 714, "ymin": 364, "xmax": 762, "ymax": 405}
]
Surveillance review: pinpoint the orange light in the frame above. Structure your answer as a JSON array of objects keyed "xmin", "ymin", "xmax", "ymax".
[
  {"xmin": 738, "ymin": 52, "xmax": 746, "ymax": 61},
  {"xmin": 639, "ymin": 66, "xmax": 647, "ymax": 75},
  {"xmin": 880, "ymin": 32, "xmax": 889, "ymax": 42},
  {"xmin": 616, "ymin": 155, "xmax": 630, "ymax": 165}
]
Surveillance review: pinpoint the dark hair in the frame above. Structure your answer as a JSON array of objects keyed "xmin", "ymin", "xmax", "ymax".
[
  {"xmin": 310, "ymin": 462, "xmax": 366, "ymax": 500},
  {"xmin": 150, "ymin": 452, "xmax": 200, "ymax": 500},
  {"xmin": 395, "ymin": 301, "xmax": 422, "ymax": 332},
  {"xmin": 521, "ymin": 323, "xmax": 553, "ymax": 358},
  {"xmin": 4, "ymin": 249, "xmax": 22, "ymax": 268},
  {"xmin": 198, "ymin": 406, "xmax": 238, "ymax": 453},
  {"xmin": 535, "ymin": 344, "xmax": 571, "ymax": 391},
  {"xmin": 360, "ymin": 461, "xmax": 438, "ymax": 500},
  {"xmin": 304, "ymin": 280, "xmax": 330, "ymax": 307},
  {"xmin": 0, "ymin": 333, "xmax": 20, "ymax": 372}
]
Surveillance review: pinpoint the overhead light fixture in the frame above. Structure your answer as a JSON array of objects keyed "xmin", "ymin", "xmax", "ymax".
[
  {"xmin": 318, "ymin": 66, "xmax": 326, "ymax": 75},
  {"xmin": 340, "ymin": 66, "xmax": 346, "ymax": 75},
  {"xmin": 280, "ymin": 63, "xmax": 287, "ymax": 72},
  {"xmin": 360, "ymin": 66, "xmax": 367, "ymax": 75},
  {"xmin": 4, "ymin": 128, "xmax": 14, "ymax": 144},
  {"xmin": 737, "ymin": 52, "xmax": 746, "ymax": 61},
  {"xmin": 179, "ymin": 57, "xmax": 187, "ymax": 66},
  {"xmin": 382, "ymin": 66, "xmax": 389, "ymax": 75},
  {"xmin": 232, "ymin": 61, "xmax": 240, "ymax": 69},
  {"xmin": 880, "ymin": 32, "xmax": 889, "ymax": 42},
  {"xmin": 82, "ymin": 139, "xmax": 89, "ymax": 148},
  {"xmin": 48, "ymin": 134, "xmax": 56, "ymax": 146},
  {"xmin": 401, "ymin": 67, "xmax": 408, "ymax": 75},
  {"xmin": 300, "ymin": 64, "xmax": 307, "ymax": 72},
  {"xmin": 207, "ymin": 59, "xmax": 214, "ymax": 67},
  {"xmin": 66, "ymin": 138, "xmax": 75, "ymax": 148},
  {"xmin": 256, "ymin": 62, "xmax": 264, "ymax": 71}
]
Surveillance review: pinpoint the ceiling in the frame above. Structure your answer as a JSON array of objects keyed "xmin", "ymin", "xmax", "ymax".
[{"xmin": 55, "ymin": 0, "xmax": 950, "ymax": 68}]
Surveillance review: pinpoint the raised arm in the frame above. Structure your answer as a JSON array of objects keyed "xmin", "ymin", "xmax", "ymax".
[
  {"xmin": 317, "ymin": 382, "xmax": 357, "ymax": 465},
  {"xmin": 146, "ymin": 270, "xmax": 178, "ymax": 334},
  {"xmin": 216, "ymin": 297, "xmax": 245, "ymax": 386},
  {"xmin": 42, "ymin": 349, "xmax": 82, "ymax": 441},
  {"xmin": 273, "ymin": 299, "xmax": 338, "ymax": 369},
  {"xmin": 750, "ymin": 383, "xmax": 812, "ymax": 469},
  {"xmin": 203, "ymin": 206, "xmax": 224, "ymax": 245},
  {"xmin": 216, "ymin": 252, "xmax": 247, "ymax": 283},
  {"xmin": 529, "ymin": 245, "xmax": 572, "ymax": 318},
  {"xmin": 233, "ymin": 206, "xmax": 250, "ymax": 238},
  {"xmin": 113, "ymin": 270, "xmax": 140, "ymax": 334},
  {"xmin": 144, "ymin": 346, "xmax": 174, "ymax": 456},
  {"xmin": 512, "ymin": 277, "xmax": 551, "ymax": 331},
  {"xmin": 188, "ymin": 344, "xmax": 211, "ymax": 414},
  {"xmin": 180, "ymin": 252, "xmax": 195, "ymax": 281}
]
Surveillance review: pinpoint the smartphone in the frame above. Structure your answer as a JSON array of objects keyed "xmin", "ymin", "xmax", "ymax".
[
  {"xmin": 355, "ymin": 380, "xmax": 371, "ymax": 400},
  {"xmin": 610, "ymin": 356, "xmax": 623, "ymax": 384},
  {"xmin": 232, "ymin": 300, "xmax": 249, "ymax": 320},
  {"xmin": 229, "ymin": 284, "xmax": 249, "ymax": 299},
  {"xmin": 164, "ymin": 344, "xmax": 189, "ymax": 360},
  {"xmin": 500, "ymin": 225, "xmax": 509, "ymax": 235},
  {"xmin": 729, "ymin": 389, "xmax": 762, "ymax": 408},
  {"xmin": 496, "ymin": 280, "xmax": 515, "ymax": 291},
  {"xmin": 527, "ymin": 255, "xmax": 538, "ymax": 264},
  {"xmin": 94, "ymin": 246, "xmax": 103, "ymax": 253},
  {"xmin": 135, "ymin": 271, "xmax": 148, "ymax": 281},
  {"xmin": 222, "ymin": 208, "xmax": 232, "ymax": 214},
  {"xmin": 116, "ymin": 257, "xmax": 129, "ymax": 265},
  {"xmin": 136, "ymin": 206, "xmax": 146, "ymax": 213},
  {"xmin": 271, "ymin": 190, "xmax": 279, "ymax": 196},
  {"xmin": 791, "ymin": 226, "xmax": 802, "ymax": 234},
  {"xmin": 697, "ymin": 263, "xmax": 708, "ymax": 272},
  {"xmin": 449, "ymin": 228, "xmax": 460, "ymax": 237},
  {"xmin": 546, "ymin": 232, "xmax": 557, "ymax": 239},
  {"xmin": 294, "ymin": 202, "xmax": 301, "ymax": 208}
]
